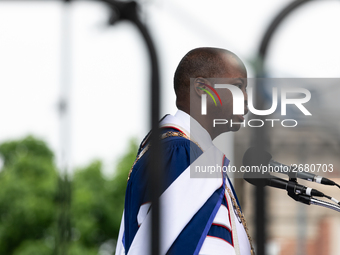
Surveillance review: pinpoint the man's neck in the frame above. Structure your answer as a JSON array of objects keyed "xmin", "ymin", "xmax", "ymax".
[{"xmin": 176, "ymin": 109, "xmax": 216, "ymax": 140}]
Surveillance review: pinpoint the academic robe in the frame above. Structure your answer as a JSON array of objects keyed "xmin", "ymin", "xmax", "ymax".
[{"xmin": 116, "ymin": 110, "xmax": 252, "ymax": 255}]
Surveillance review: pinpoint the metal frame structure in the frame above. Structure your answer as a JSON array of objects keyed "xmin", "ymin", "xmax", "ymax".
[
  {"xmin": 107, "ymin": 2, "xmax": 161, "ymax": 255},
  {"xmin": 254, "ymin": 1, "xmax": 312, "ymax": 254}
]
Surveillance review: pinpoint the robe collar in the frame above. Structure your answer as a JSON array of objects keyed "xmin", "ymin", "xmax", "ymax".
[{"xmin": 160, "ymin": 110, "xmax": 214, "ymax": 152}]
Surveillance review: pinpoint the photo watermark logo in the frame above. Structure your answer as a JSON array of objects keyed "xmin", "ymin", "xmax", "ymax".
[{"xmin": 201, "ymin": 83, "xmax": 312, "ymax": 128}]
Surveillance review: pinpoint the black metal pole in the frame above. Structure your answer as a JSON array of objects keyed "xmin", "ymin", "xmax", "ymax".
[
  {"xmin": 252, "ymin": 81, "xmax": 267, "ymax": 255},
  {"xmin": 131, "ymin": 10, "xmax": 162, "ymax": 255},
  {"xmin": 254, "ymin": 1, "xmax": 311, "ymax": 255},
  {"xmin": 258, "ymin": 0, "xmax": 311, "ymax": 59},
  {"xmin": 106, "ymin": 1, "xmax": 161, "ymax": 254}
]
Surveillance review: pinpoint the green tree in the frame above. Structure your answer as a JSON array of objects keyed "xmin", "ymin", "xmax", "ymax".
[
  {"xmin": 0, "ymin": 136, "xmax": 137, "ymax": 255},
  {"xmin": 69, "ymin": 138, "xmax": 137, "ymax": 254},
  {"xmin": 0, "ymin": 136, "xmax": 57, "ymax": 255}
]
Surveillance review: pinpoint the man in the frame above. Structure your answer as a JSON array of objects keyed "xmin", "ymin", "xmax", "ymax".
[{"xmin": 116, "ymin": 47, "xmax": 253, "ymax": 255}]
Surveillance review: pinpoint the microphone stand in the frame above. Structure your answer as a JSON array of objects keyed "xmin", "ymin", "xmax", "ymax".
[
  {"xmin": 286, "ymin": 176, "xmax": 340, "ymax": 213},
  {"xmin": 310, "ymin": 198, "xmax": 340, "ymax": 213}
]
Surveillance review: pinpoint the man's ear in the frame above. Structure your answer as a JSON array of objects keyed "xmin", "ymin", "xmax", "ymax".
[{"xmin": 194, "ymin": 77, "xmax": 212, "ymax": 97}]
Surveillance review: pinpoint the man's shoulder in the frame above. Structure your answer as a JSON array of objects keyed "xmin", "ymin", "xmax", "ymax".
[{"xmin": 129, "ymin": 127, "xmax": 202, "ymax": 182}]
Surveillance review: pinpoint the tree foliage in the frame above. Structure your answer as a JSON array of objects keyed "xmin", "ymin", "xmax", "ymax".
[{"xmin": 0, "ymin": 136, "xmax": 137, "ymax": 255}]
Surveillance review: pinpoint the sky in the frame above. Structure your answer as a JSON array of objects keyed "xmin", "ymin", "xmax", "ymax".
[{"xmin": 0, "ymin": 0, "xmax": 340, "ymax": 175}]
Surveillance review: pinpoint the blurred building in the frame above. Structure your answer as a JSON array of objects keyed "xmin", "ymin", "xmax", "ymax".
[{"xmin": 235, "ymin": 122, "xmax": 340, "ymax": 255}]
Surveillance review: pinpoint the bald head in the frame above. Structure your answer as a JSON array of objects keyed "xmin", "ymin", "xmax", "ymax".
[{"xmin": 174, "ymin": 47, "xmax": 246, "ymax": 110}]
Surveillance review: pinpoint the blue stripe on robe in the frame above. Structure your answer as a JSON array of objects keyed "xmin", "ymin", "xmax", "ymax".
[
  {"xmin": 201, "ymin": 195, "xmax": 233, "ymax": 247},
  {"xmin": 166, "ymin": 185, "xmax": 226, "ymax": 255},
  {"xmin": 207, "ymin": 224, "xmax": 233, "ymax": 246}
]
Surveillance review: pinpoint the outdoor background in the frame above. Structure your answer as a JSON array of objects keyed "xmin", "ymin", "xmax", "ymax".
[{"xmin": 1, "ymin": 0, "xmax": 340, "ymax": 254}]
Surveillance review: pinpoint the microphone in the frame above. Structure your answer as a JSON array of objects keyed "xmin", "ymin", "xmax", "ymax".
[
  {"xmin": 243, "ymin": 172, "xmax": 325, "ymax": 197},
  {"xmin": 243, "ymin": 147, "xmax": 337, "ymax": 186}
]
